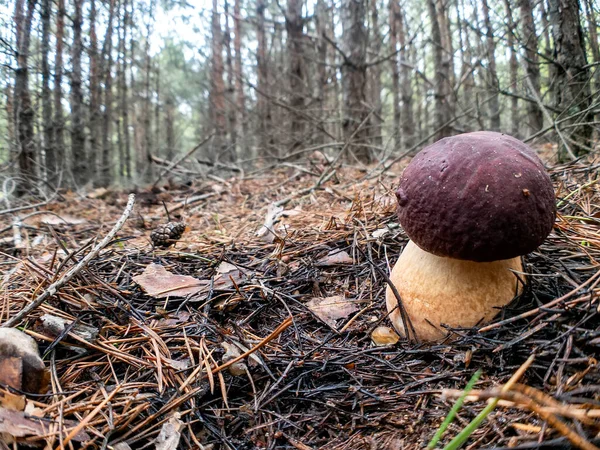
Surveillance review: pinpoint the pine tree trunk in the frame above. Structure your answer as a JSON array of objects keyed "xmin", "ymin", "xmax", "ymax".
[
  {"xmin": 341, "ymin": 0, "xmax": 371, "ymax": 162},
  {"xmin": 519, "ymin": 0, "xmax": 544, "ymax": 133},
  {"xmin": 583, "ymin": 0, "xmax": 599, "ymax": 139},
  {"xmin": 210, "ymin": 0, "xmax": 227, "ymax": 161},
  {"xmin": 233, "ymin": 0, "xmax": 248, "ymax": 154},
  {"xmin": 256, "ymin": 0, "xmax": 271, "ymax": 154},
  {"xmin": 70, "ymin": 0, "xmax": 88, "ymax": 186},
  {"xmin": 548, "ymin": 0, "xmax": 592, "ymax": 157},
  {"xmin": 41, "ymin": 0, "xmax": 55, "ymax": 184},
  {"xmin": 398, "ymin": 7, "xmax": 414, "ymax": 149},
  {"xmin": 388, "ymin": 0, "xmax": 401, "ymax": 149},
  {"xmin": 53, "ymin": 0, "xmax": 65, "ymax": 175},
  {"xmin": 482, "ymin": 0, "xmax": 500, "ymax": 131},
  {"xmin": 99, "ymin": 0, "xmax": 115, "ymax": 187},
  {"xmin": 427, "ymin": 0, "xmax": 452, "ymax": 140},
  {"xmin": 224, "ymin": 0, "xmax": 237, "ymax": 158},
  {"xmin": 142, "ymin": 0, "xmax": 155, "ymax": 180},
  {"xmin": 122, "ymin": 0, "xmax": 132, "ymax": 180},
  {"xmin": 89, "ymin": 0, "xmax": 101, "ymax": 181},
  {"xmin": 504, "ymin": 0, "xmax": 519, "ymax": 136},
  {"xmin": 285, "ymin": 0, "xmax": 306, "ymax": 152},
  {"xmin": 316, "ymin": 0, "xmax": 329, "ymax": 144},
  {"xmin": 165, "ymin": 95, "xmax": 175, "ymax": 162},
  {"xmin": 368, "ymin": 0, "xmax": 382, "ymax": 147},
  {"xmin": 13, "ymin": 0, "xmax": 37, "ymax": 195}
]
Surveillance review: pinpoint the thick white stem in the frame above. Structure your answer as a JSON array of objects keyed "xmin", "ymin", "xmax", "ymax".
[{"xmin": 386, "ymin": 240, "xmax": 523, "ymax": 341}]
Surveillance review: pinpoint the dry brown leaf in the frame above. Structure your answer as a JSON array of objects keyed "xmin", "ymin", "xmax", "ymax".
[
  {"xmin": 87, "ymin": 187, "xmax": 110, "ymax": 199},
  {"xmin": 155, "ymin": 414, "xmax": 184, "ymax": 449},
  {"xmin": 256, "ymin": 203, "xmax": 284, "ymax": 243},
  {"xmin": 0, "ymin": 392, "xmax": 25, "ymax": 412},
  {"xmin": 133, "ymin": 264, "xmax": 209, "ymax": 298},
  {"xmin": 306, "ymin": 296, "xmax": 359, "ymax": 329},
  {"xmin": 0, "ymin": 407, "xmax": 88, "ymax": 441},
  {"xmin": 316, "ymin": 250, "xmax": 353, "ymax": 266},
  {"xmin": 0, "ymin": 357, "xmax": 22, "ymax": 391},
  {"xmin": 156, "ymin": 311, "xmax": 192, "ymax": 326}
]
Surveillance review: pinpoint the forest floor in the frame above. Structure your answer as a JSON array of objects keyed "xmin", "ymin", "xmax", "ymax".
[{"xmin": 1, "ymin": 147, "xmax": 600, "ymax": 449}]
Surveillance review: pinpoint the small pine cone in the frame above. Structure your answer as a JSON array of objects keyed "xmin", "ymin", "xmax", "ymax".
[{"xmin": 151, "ymin": 221, "xmax": 186, "ymax": 248}]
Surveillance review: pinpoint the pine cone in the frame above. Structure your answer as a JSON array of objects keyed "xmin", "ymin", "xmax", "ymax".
[{"xmin": 150, "ymin": 221, "xmax": 186, "ymax": 248}]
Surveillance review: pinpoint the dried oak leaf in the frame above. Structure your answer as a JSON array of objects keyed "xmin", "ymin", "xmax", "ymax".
[
  {"xmin": 306, "ymin": 296, "xmax": 359, "ymax": 330},
  {"xmin": 316, "ymin": 250, "xmax": 353, "ymax": 266},
  {"xmin": 133, "ymin": 264, "xmax": 209, "ymax": 298}
]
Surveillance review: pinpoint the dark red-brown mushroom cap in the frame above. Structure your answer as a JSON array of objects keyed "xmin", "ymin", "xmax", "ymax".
[{"xmin": 395, "ymin": 131, "xmax": 556, "ymax": 262}]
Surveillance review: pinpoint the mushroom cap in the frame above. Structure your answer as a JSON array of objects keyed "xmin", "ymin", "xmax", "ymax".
[
  {"xmin": 386, "ymin": 240, "xmax": 523, "ymax": 341},
  {"xmin": 395, "ymin": 131, "xmax": 556, "ymax": 262}
]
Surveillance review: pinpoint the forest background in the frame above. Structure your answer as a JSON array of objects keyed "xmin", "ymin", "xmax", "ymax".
[{"xmin": 1, "ymin": 0, "xmax": 599, "ymax": 194}]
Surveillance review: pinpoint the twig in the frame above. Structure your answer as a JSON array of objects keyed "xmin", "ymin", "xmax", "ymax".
[
  {"xmin": 525, "ymin": 76, "xmax": 576, "ymax": 160},
  {"xmin": 1, "ymin": 194, "xmax": 136, "ymax": 328},
  {"xmin": 479, "ymin": 268, "xmax": 600, "ymax": 333},
  {"xmin": 211, "ymin": 317, "xmax": 293, "ymax": 374},
  {"xmin": 152, "ymin": 134, "xmax": 215, "ymax": 187},
  {"xmin": 57, "ymin": 384, "xmax": 121, "ymax": 450}
]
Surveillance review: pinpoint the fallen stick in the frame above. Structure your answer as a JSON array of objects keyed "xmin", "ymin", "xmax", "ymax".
[{"xmin": 2, "ymin": 194, "xmax": 136, "ymax": 328}]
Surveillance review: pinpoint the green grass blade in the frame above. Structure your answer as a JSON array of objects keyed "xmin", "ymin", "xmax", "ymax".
[
  {"xmin": 441, "ymin": 397, "xmax": 500, "ymax": 450},
  {"xmin": 427, "ymin": 369, "xmax": 482, "ymax": 449}
]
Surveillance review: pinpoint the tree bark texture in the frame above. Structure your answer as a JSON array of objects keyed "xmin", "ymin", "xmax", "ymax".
[{"xmin": 341, "ymin": 0, "xmax": 372, "ymax": 162}]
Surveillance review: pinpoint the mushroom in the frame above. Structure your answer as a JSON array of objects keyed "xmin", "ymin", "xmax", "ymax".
[{"xmin": 386, "ymin": 131, "xmax": 556, "ymax": 341}]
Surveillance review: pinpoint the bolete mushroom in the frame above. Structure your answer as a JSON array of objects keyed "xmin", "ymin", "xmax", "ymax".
[{"xmin": 386, "ymin": 131, "xmax": 556, "ymax": 341}]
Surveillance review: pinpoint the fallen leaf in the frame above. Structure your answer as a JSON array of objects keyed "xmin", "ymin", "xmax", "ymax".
[
  {"xmin": 0, "ymin": 407, "xmax": 89, "ymax": 441},
  {"xmin": 317, "ymin": 250, "xmax": 353, "ymax": 266},
  {"xmin": 306, "ymin": 296, "xmax": 359, "ymax": 329},
  {"xmin": 221, "ymin": 342, "xmax": 246, "ymax": 376},
  {"xmin": 133, "ymin": 264, "xmax": 209, "ymax": 298},
  {"xmin": 156, "ymin": 311, "xmax": 191, "ymax": 326},
  {"xmin": 155, "ymin": 414, "xmax": 183, "ymax": 450},
  {"xmin": 0, "ymin": 392, "xmax": 25, "ymax": 412},
  {"xmin": 216, "ymin": 261, "xmax": 238, "ymax": 274},
  {"xmin": 23, "ymin": 213, "xmax": 86, "ymax": 226},
  {"xmin": 372, "ymin": 227, "xmax": 389, "ymax": 239},
  {"xmin": 87, "ymin": 187, "xmax": 110, "ymax": 199},
  {"xmin": 256, "ymin": 203, "xmax": 284, "ymax": 243}
]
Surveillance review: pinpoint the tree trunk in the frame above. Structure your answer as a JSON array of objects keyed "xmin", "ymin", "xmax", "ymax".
[
  {"xmin": 316, "ymin": 0, "xmax": 329, "ymax": 144},
  {"xmin": 548, "ymin": 0, "xmax": 592, "ymax": 157},
  {"xmin": 99, "ymin": 0, "xmax": 115, "ymax": 187},
  {"xmin": 53, "ymin": 0, "xmax": 65, "ymax": 176},
  {"xmin": 519, "ymin": 0, "xmax": 544, "ymax": 133},
  {"xmin": 41, "ymin": 0, "xmax": 55, "ymax": 184},
  {"xmin": 368, "ymin": 0, "xmax": 382, "ymax": 147},
  {"xmin": 427, "ymin": 0, "xmax": 452, "ymax": 140},
  {"xmin": 256, "ymin": 0, "xmax": 271, "ymax": 154},
  {"xmin": 122, "ymin": 0, "xmax": 132, "ymax": 180},
  {"xmin": 398, "ymin": 7, "xmax": 414, "ymax": 149},
  {"xmin": 210, "ymin": 0, "xmax": 227, "ymax": 161},
  {"xmin": 504, "ymin": 0, "xmax": 519, "ymax": 136},
  {"xmin": 89, "ymin": 0, "xmax": 101, "ymax": 182},
  {"xmin": 389, "ymin": 0, "xmax": 401, "ymax": 149},
  {"xmin": 165, "ymin": 95, "xmax": 175, "ymax": 162},
  {"xmin": 481, "ymin": 0, "xmax": 500, "ymax": 131},
  {"xmin": 13, "ymin": 0, "xmax": 37, "ymax": 195},
  {"xmin": 224, "ymin": 0, "xmax": 237, "ymax": 157},
  {"xmin": 285, "ymin": 0, "xmax": 306, "ymax": 152},
  {"xmin": 233, "ymin": 0, "xmax": 248, "ymax": 154},
  {"xmin": 583, "ymin": 0, "xmax": 599, "ymax": 139},
  {"xmin": 142, "ymin": 0, "xmax": 155, "ymax": 180},
  {"xmin": 70, "ymin": 0, "xmax": 88, "ymax": 186},
  {"xmin": 341, "ymin": 0, "xmax": 371, "ymax": 162}
]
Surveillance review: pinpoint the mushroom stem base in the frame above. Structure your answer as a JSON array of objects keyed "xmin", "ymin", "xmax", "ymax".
[{"xmin": 386, "ymin": 240, "xmax": 523, "ymax": 341}]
